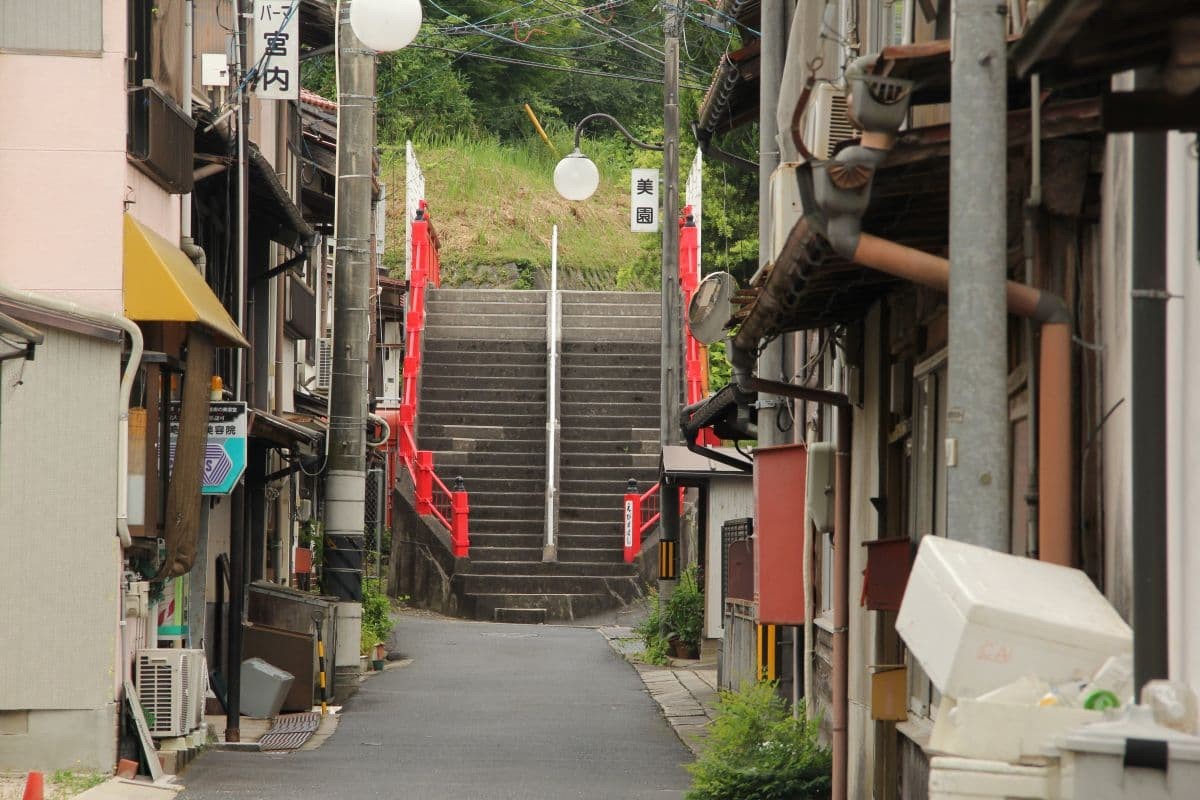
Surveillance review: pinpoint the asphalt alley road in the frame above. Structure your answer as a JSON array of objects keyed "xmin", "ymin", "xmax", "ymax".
[{"xmin": 180, "ymin": 615, "xmax": 693, "ymax": 800}]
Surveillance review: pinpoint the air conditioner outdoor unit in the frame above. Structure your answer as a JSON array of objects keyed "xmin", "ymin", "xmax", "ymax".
[
  {"xmin": 315, "ymin": 337, "xmax": 333, "ymax": 393},
  {"xmin": 805, "ymin": 82, "xmax": 859, "ymax": 161},
  {"xmin": 136, "ymin": 649, "xmax": 204, "ymax": 738},
  {"xmin": 769, "ymin": 163, "xmax": 805, "ymax": 263}
]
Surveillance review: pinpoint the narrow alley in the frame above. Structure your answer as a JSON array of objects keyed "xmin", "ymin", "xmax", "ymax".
[{"xmin": 179, "ymin": 615, "xmax": 693, "ymax": 800}]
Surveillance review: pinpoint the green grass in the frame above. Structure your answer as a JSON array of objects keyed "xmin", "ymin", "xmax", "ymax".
[
  {"xmin": 379, "ymin": 133, "xmax": 658, "ymax": 290},
  {"xmin": 49, "ymin": 770, "xmax": 107, "ymax": 798}
]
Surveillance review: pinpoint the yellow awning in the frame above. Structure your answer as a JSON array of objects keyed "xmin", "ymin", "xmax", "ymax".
[{"xmin": 123, "ymin": 214, "xmax": 249, "ymax": 348}]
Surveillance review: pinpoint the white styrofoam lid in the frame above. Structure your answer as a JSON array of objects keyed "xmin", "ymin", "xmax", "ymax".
[
  {"xmin": 916, "ymin": 537, "xmax": 1132, "ymax": 653},
  {"xmin": 1060, "ymin": 706, "xmax": 1200, "ymax": 762}
]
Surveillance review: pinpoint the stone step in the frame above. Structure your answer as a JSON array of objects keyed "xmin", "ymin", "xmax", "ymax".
[
  {"xmin": 466, "ymin": 546, "xmax": 543, "ymax": 562},
  {"xmin": 561, "ymin": 505, "xmax": 627, "ymax": 521},
  {"xmin": 460, "ymin": 573, "xmax": 643, "ymax": 598},
  {"xmin": 432, "ymin": 452, "xmax": 545, "ymax": 468},
  {"xmin": 429, "ymin": 288, "xmax": 549, "ymax": 303},
  {"xmin": 556, "ymin": 547, "xmax": 626, "ymax": 564},
  {"xmin": 560, "ymin": 331, "xmax": 662, "ymax": 344},
  {"xmin": 557, "ymin": 300, "xmax": 662, "ymax": 317},
  {"xmin": 465, "ymin": 532, "xmax": 544, "ymax": 548},
  {"xmin": 464, "ymin": 591, "xmax": 637, "ymax": 622},
  {"xmin": 421, "ymin": 411, "xmax": 546, "ymax": 427},
  {"xmin": 423, "ymin": 340, "xmax": 545, "ymax": 355},
  {"xmin": 560, "ymin": 376, "xmax": 661, "ymax": 390},
  {"xmin": 468, "ymin": 504, "xmax": 545, "ymax": 522},
  {"xmin": 469, "ymin": 519, "xmax": 542, "ymax": 535},
  {"xmin": 425, "ymin": 326, "xmax": 547, "ymax": 342},
  {"xmin": 559, "ymin": 390, "xmax": 658, "ymax": 406},
  {"xmin": 493, "ymin": 607, "xmax": 547, "ymax": 624},
  {"xmin": 426, "ymin": 299, "xmax": 546, "ymax": 314},
  {"xmin": 560, "ymin": 425, "xmax": 659, "ymax": 443},
  {"xmin": 561, "ymin": 341, "xmax": 662, "ymax": 355},
  {"xmin": 560, "ymin": 453, "xmax": 659, "ymax": 468},
  {"xmin": 422, "ymin": 437, "xmax": 545, "ymax": 454},
  {"xmin": 427, "ymin": 313, "xmax": 547, "ymax": 330},
  {"xmin": 419, "ymin": 424, "xmax": 544, "ymax": 442},
  {"xmin": 559, "ymin": 290, "xmax": 660, "ymax": 305},
  {"xmin": 423, "ymin": 368, "xmax": 546, "ymax": 383},
  {"xmin": 556, "ymin": 493, "xmax": 627, "ymax": 510},
  {"xmin": 424, "ymin": 352, "xmax": 547, "ymax": 367},
  {"xmin": 559, "ymin": 314, "xmax": 660, "ymax": 329},
  {"xmin": 424, "ymin": 387, "xmax": 548, "ymax": 403},
  {"xmin": 464, "ymin": 560, "xmax": 636, "ymax": 577}
]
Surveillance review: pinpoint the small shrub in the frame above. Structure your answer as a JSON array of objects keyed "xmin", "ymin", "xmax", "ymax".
[
  {"xmin": 360, "ymin": 577, "xmax": 393, "ymax": 656},
  {"xmin": 664, "ymin": 565, "xmax": 704, "ymax": 649},
  {"xmin": 686, "ymin": 681, "xmax": 832, "ymax": 800},
  {"xmin": 634, "ymin": 589, "xmax": 669, "ymax": 665}
]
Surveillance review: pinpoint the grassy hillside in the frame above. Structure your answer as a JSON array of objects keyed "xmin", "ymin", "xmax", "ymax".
[{"xmin": 380, "ymin": 135, "xmax": 659, "ymax": 290}]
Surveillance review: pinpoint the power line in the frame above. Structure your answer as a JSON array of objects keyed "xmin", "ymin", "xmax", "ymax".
[{"xmin": 409, "ymin": 42, "xmax": 708, "ymax": 89}]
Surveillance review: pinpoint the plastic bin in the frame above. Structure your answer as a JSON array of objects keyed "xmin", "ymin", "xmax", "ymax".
[
  {"xmin": 1058, "ymin": 706, "xmax": 1200, "ymax": 800},
  {"xmin": 896, "ymin": 537, "xmax": 1131, "ymax": 699},
  {"xmin": 929, "ymin": 756, "xmax": 1061, "ymax": 800},
  {"xmin": 240, "ymin": 657, "xmax": 294, "ymax": 719}
]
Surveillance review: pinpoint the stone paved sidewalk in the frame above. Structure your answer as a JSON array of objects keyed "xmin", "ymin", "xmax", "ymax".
[{"xmin": 598, "ymin": 626, "xmax": 720, "ymax": 755}]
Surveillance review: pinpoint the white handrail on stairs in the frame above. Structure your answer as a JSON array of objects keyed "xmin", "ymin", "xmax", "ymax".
[{"xmin": 543, "ymin": 225, "xmax": 561, "ymax": 561}]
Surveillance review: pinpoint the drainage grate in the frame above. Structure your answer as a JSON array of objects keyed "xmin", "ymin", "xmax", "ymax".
[{"xmin": 258, "ymin": 712, "xmax": 322, "ymax": 751}]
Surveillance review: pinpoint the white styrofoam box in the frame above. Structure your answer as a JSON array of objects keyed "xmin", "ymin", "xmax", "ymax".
[
  {"xmin": 929, "ymin": 756, "xmax": 1061, "ymax": 800},
  {"xmin": 896, "ymin": 537, "xmax": 1131, "ymax": 699},
  {"xmin": 1058, "ymin": 706, "xmax": 1200, "ymax": 800},
  {"xmin": 930, "ymin": 695, "xmax": 1101, "ymax": 763},
  {"xmin": 240, "ymin": 657, "xmax": 294, "ymax": 719}
]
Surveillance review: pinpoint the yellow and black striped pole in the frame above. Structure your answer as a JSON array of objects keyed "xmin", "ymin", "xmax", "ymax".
[
  {"xmin": 757, "ymin": 623, "xmax": 779, "ymax": 681},
  {"xmin": 314, "ymin": 616, "xmax": 329, "ymax": 715},
  {"xmin": 658, "ymin": 539, "xmax": 678, "ymax": 580}
]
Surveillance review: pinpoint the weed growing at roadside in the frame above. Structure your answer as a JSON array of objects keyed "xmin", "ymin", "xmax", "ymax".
[
  {"xmin": 360, "ymin": 577, "xmax": 394, "ymax": 656},
  {"xmin": 686, "ymin": 681, "xmax": 832, "ymax": 800},
  {"xmin": 49, "ymin": 771, "xmax": 107, "ymax": 797},
  {"xmin": 634, "ymin": 589, "xmax": 669, "ymax": 665}
]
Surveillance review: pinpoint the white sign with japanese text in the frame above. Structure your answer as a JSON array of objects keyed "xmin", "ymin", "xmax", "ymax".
[
  {"xmin": 254, "ymin": 1, "xmax": 299, "ymax": 100},
  {"xmin": 630, "ymin": 168, "xmax": 660, "ymax": 233}
]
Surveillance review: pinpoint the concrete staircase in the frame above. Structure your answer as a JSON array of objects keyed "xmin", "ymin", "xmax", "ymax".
[{"xmin": 416, "ymin": 288, "xmax": 661, "ymax": 623}]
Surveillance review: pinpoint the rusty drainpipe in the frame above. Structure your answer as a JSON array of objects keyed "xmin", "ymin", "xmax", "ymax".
[{"xmin": 849, "ymin": 236, "xmax": 1072, "ymax": 565}]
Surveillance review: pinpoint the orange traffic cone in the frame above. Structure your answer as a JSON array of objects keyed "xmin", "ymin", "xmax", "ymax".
[{"xmin": 22, "ymin": 771, "xmax": 43, "ymax": 800}]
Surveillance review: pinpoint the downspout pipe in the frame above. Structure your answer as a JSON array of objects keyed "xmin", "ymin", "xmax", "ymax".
[
  {"xmin": 0, "ymin": 285, "xmax": 144, "ymax": 548},
  {"xmin": 844, "ymin": 234, "xmax": 1073, "ymax": 566}
]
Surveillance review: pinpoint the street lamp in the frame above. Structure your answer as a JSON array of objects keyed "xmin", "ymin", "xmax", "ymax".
[
  {"xmin": 350, "ymin": 0, "xmax": 423, "ymax": 53},
  {"xmin": 553, "ymin": 113, "xmax": 663, "ymax": 201}
]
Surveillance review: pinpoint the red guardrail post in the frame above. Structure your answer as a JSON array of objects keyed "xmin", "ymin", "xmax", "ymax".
[
  {"xmin": 451, "ymin": 476, "xmax": 469, "ymax": 558},
  {"xmin": 623, "ymin": 478, "xmax": 642, "ymax": 563},
  {"xmin": 415, "ymin": 450, "xmax": 434, "ymax": 514}
]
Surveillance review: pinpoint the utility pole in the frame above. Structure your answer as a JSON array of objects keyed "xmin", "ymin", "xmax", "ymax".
[
  {"xmin": 659, "ymin": 2, "xmax": 684, "ymax": 560},
  {"xmin": 324, "ymin": 0, "xmax": 375, "ymax": 687},
  {"xmin": 945, "ymin": 0, "xmax": 1009, "ymax": 551},
  {"xmin": 755, "ymin": 0, "xmax": 786, "ymax": 448}
]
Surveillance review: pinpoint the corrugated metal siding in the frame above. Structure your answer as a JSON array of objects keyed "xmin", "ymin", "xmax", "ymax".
[
  {"xmin": 0, "ymin": 0, "xmax": 103, "ymax": 54},
  {"xmin": 0, "ymin": 328, "xmax": 121, "ymax": 709}
]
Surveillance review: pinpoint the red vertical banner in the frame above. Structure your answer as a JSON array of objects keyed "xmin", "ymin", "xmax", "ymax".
[{"xmin": 623, "ymin": 490, "xmax": 642, "ymax": 563}]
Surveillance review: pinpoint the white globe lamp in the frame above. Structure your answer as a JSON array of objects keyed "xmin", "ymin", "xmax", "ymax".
[
  {"xmin": 553, "ymin": 150, "xmax": 600, "ymax": 201},
  {"xmin": 350, "ymin": 0, "xmax": 423, "ymax": 53}
]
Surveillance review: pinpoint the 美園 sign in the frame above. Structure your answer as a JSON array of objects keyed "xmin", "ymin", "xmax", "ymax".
[
  {"xmin": 630, "ymin": 168, "xmax": 660, "ymax": 233},
  {"xmin": 169, "ymin": 401, "xmax": 248, "ymax": 495},
  {"xmin": 253, "ymin": 1, "xmax": 299, "ymax": 101}
]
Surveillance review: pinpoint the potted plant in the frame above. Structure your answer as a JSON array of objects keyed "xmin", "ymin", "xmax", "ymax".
[
  {"xmin": 372, "ymin": 642, "xmax": 388, "ymax": 671},
  {"xmin": 665, "ymin": 565, "xmax": 704, "ymax": 660}
]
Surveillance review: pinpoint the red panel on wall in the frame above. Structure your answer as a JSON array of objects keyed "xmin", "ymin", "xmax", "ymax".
[{"xmin": 754, "ymin": 443, "xmax": 808, "ymax": 625}]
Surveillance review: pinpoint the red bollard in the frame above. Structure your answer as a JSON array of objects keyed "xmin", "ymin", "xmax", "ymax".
[
  {"xmin": 623, "ymin": 479, "xmax": 642, "ymax": 563},
  {"xmin": 451, "ymin": 477, "xmax": 470, "ymax": 558}
]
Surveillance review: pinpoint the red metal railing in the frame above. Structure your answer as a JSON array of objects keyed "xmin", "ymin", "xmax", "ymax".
[
  {"xmin": 680, "ymin": 207, "xmax": 721, "ymax": 446},
  {"xmin": 622, "ymin": 208, "xmax": 718, "ymax": 562},
  {"xmin": 380, "ymin": 202, "xmax": 469, "ymax": 558}
]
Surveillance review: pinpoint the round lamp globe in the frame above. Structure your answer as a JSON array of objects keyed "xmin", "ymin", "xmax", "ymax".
[
  {"xmin": 553, "ymin": 152, "xmax": 600, "ymax": 201},
  {"xmin": 349, "ymin": 0, "xmax": 423, "ymax": 53}
]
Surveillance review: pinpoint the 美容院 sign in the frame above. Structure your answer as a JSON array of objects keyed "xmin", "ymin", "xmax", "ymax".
[{"xmin": 169, "ymin": 401, "xmax": 248, "ymax": 495}]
